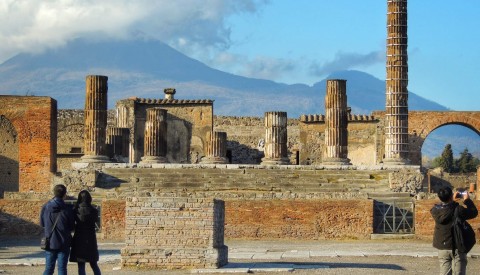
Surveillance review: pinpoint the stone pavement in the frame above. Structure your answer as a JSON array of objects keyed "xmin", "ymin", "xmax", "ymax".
[{"xmin": 1, "ymin": 238, "xmax": 479, "ymax": 273}]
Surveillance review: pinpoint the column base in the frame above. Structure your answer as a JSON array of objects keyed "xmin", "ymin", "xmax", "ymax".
[
  {"xmin": 322, "ymin": 157, "xmax": 351, "ymax": 165},
  {"xmin": 140, "ymin": 156, "xmax": 168, "ymax": 164},
  {"xmin": 383, "ymin": 158, "xmax": 410, "ymax": 165},
  {"xmin": 200, "ymin": 156, "xmax": 229, "ymax": 164},
  {"xmin": 79, "ymin": 155, "xmax": 110, "ymax": 163},
  {"xmin": 261, "ymin": 157, "xmax": 290, "ymax": 165}
]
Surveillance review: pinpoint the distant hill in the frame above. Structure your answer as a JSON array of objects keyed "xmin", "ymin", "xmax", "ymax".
[
  {"xmin": 0, "ymin": 38, "xmax": 477, "ymax": 160},
  {"xmin": 0, "ymin": 38, "xmax": 448, "ymax": 117}
]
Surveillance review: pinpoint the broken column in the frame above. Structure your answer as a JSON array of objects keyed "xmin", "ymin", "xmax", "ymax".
[
  {"xmin": 81, "ymin": 75, "xmax": 109, "ymax": 163},
  {"xmin": 384, "ymin": 0, "xmax": 409, "ymax": 164},
  {"xmin": 261, "ymin": 111, "xmax": 289, "ymax": 165},
  {"xmin": 140, "ymin": 108, "xmax": 168, "ymax": 164},
  {"xmin": 201, "ymin": 131, "xmax": 229, "ymax": 164},
  {"xmin": 106, "ymin": 127, "xmax": 130, "ymax": 161},
  {"xmin": 323, "ymin": 79, "xmax": 350, "ymax": 165}
]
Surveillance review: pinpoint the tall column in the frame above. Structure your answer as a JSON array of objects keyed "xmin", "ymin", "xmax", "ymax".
[
  {"xmin": 384, "ymin": 0, "xmax": 409, "ymax": 164},
  {"xmin": 81, "ymin": 75, "xmax": 109, "ymax": 163},
  {"xmin": 261, "ymin": 111, "xmax": 289, "ymax": 165},
  {"xmin": 323, "ymin": 79, "xmax": 350, "ymax": 165},
  {"xmin": 106, "ymin": 127, "xmax": 130, "ymax": 161},
  {"xmin": 140, "ymin": 108, "xmax": 168, "ymax": 163},
  {"xmin": 201, "ymin": 131, "xmax": 228, "ymax": 164}
]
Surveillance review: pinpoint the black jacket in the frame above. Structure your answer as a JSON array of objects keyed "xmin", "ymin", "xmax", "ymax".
[
  {"xmin": 69, "ymin": 202, "xmax": 99, "ymax": 262},
  {"xmin": 430, "ymin": 198, "xmax": 478, "ymax": 250}
]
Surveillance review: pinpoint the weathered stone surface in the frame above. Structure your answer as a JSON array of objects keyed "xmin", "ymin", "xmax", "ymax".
[
  {"xmin": 261, "ymin": 112, "xmax": 289, "ymax": 165},
  {"xmin": 201, "ymin": 131, "xmax": 228, "ymax": 164},
  {"xmin": 389, "ymin": 168, "xmax": 424, "ymax": 194},
  {"xmin": 0, "ymin": 96, "xmax": 57, "ymax": 193},
  {"xmin": 121, "ymin": 196, "xmax": 227, "ymax": 269},
  {"xmin": 82, "ymin": 75, "xmax": 109, "ymax": 162},
  {"xmin": 115, "ymin": 96, "xmax": 213, "ymax": 163},
  {"xmin": 323, "ymin": 79, "xmax": 350, "ymax": 165},
  {"xmin": 0, "ymin": 199, "xmax": 45, "ymax": 235},
  {"xmin": 140, "ymin": 108, "xmax": 168, "ymax": 164},
  {"xmin": 384, "ymin": 0, "xmax": 409, "ymax": 164}
]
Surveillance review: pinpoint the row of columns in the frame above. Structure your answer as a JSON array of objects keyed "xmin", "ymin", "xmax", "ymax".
[{"xmin": 80, "ymin": 75, "xmax": 352, "ymax": 165}]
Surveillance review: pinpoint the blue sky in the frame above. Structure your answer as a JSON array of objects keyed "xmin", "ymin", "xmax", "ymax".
[{"xmin": 0, "ymin": 0, "xmax": 478, "ymax": 111}]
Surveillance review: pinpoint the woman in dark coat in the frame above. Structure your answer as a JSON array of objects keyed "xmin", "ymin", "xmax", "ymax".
[{"xmin": 69, "ymin": 190, "xmax": 101, "ymax": 275}]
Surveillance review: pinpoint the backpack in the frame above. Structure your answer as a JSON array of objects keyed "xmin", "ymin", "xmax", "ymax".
[{"xmin": 452, "ymin": 206, "xmax": 476, "ymax": 254}]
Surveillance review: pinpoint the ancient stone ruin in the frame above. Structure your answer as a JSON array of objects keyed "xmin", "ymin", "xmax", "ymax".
[{"xmin": 0, "ymin": 0, "xmax": 479, "ymax": 271}]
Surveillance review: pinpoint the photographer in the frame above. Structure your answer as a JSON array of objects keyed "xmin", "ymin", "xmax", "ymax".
[{"xmin": 430, "ymin": 187, "xmax": 478, "ymax": 275}]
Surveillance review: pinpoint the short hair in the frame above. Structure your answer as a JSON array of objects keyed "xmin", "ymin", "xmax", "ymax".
[
  {"xmin": 53, "ymin": 184, "xmax": 67, "ymax": 199},
  {"xmin": 438, "ymin": 187, "xmax": 453, "ymax": 203}
]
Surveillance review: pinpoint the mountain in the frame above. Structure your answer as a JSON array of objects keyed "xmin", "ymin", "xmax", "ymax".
[{"xmin": 0, "ymin": 38, "xmax": 448, "ymax": 117}]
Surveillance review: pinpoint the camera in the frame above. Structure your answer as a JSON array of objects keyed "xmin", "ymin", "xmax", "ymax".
[{"xmin": 455, "ymin": 191, "xmax": 468, "ymax": 199}]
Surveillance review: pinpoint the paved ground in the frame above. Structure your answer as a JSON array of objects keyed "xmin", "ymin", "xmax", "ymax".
[{"xmin": 1, "ymin": 237, "xmax": 479, "ymax": 274}]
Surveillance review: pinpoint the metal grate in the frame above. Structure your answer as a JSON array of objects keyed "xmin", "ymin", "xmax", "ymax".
[{"xmin": 373, "ymin": 200, "xmax": 414, "ymax": 234}]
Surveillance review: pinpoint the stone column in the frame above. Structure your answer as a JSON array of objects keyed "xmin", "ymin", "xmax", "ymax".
[
  {"xmin": 140, "ymin": 108, "xmax": 168, "ymax": 163},
  {"xmin": 81, "ymin": 75, "xmax": 109, "ymax": 163},
  {"xmin": 201, "ymin": 131, "xmax": 228, "ymax": 164},
  {"xmin": 106, "ymin": 127, "xmax": 130, "ymax": 161},
  {"xmin": 384, "ymin": 0, "xmax": 409, "ymax": 164},
  {"xmin": 261, "ymin": 111, "xmax": 289, "ymax": 165},
  {"xmin": 323, "ymin": 79, "xmax": 350, "ymax": 165}
]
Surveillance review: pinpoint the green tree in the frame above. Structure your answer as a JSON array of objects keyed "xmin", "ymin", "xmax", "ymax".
[
  {"xmin": 439, "ymin": 144, "xmax": 454, "ymax": 173},
  {"xmin": 456, "ymin": 148, "xmax": 479, "ymax": 173},
  {"xmin": 430, "ymin": 156, "xmax": 442, "ymax": 168}
]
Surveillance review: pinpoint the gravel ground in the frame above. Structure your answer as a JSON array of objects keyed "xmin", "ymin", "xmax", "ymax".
[{"xmin": 1, "ymin": 256, "xmax": 479, "ymax": 274}]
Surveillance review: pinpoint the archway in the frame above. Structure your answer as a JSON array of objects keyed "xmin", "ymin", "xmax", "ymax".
[
  {"xmin": 0, "ymin": 115, "xmax": 19, "ymax": 197},
  {"xmin": 408, "ymin": 111, "xmax": 480, "ymax": 165}
]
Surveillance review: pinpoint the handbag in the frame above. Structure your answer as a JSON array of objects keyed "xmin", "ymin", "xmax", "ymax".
[{"xmin": 41, "ymin": 211, "xmax": 61, "ymax": 250}]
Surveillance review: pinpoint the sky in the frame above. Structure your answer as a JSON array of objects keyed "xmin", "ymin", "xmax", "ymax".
[{"xmin": 0, "ymin": 0, "xmax": 479, "ymax": 111}]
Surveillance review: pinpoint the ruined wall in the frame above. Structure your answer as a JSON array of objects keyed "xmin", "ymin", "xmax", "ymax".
[
  {"xmin": 0, "ymin": 199, "xmax": 45, "ymax": 235},
  {"xmin": 427, "ymin": 171, "xmax": 476, "ymax": 193},
  {"xmin": 214, "ymin": 116, "xmax": 299, "ymax": 164},
  {"xmin": 121, "ymin": 196, "xmax": 227, "ymax": 269},
  {"xmin": 299, "ymin": 116, "xmax": 380, "ymax": 165},
  {"xmin": 0, "ymin": 116, "xmax": 18, "ymax": 196},
  {"xmin": 415, "ymin": 199, "xmax": 480, "ymax": 241},
  {"xmin": 226, "ymin": 199, "xmax": 373, "ymax": 239},
  {"xmin": 0, "ymin": 96, "xmax": 57, "ymax": 193},
  {"xmin": 115, "ymin": 99, "xmax": 213, "ymax": 163},
  {"xmin": 101, "ymin": 199, "xmax": 125, "ymax": 240}
]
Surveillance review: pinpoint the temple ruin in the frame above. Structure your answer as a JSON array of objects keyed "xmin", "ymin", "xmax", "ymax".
[{"xmin": 0, "ymin": 0, "xmax": 479, "ymax": 270}]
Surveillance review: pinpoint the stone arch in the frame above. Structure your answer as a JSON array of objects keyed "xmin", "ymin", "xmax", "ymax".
[
  {"xmin": 0, "ymin": 115, "xmax": 19, "ymax": 196},
  {"xmin": 408, "ymin": 111, "xmax": 480, "ymax": 165}
]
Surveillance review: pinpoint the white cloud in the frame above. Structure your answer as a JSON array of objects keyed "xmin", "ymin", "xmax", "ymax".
[
  {"xmin": 309, "ymin": 51, "xmax": 385, "ymax": 77},
  {"xmin": 0, "ymin": 0, "xmax": 266, "ymax": 62}
]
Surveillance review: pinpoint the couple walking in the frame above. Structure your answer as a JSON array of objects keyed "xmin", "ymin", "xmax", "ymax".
[{"xmin": 40, "ymin": 184, "xmax": 101, "ymax": 275}]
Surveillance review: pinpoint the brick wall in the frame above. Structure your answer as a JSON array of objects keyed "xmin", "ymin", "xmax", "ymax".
[
  {"xmin": 226, "ymin": 199, "xmax": 374, "ymax": 240},
  {"xmin": 415, "ymin": 199, "xmax": 480, "ymax": 241},
  {"xmin": 100, "ymin": 200, "xmax": 125, "ymax": 240},
  {"xmin": 121, "ymin": 196, "xmax": 227, "ymax": 269},
  {"xmin": 0, "ymin": 199, "xmax": 45, "ymax": 235},
  {"xmin": 0, "ymin": 96, "xmax": 57, "ymax": 193}
]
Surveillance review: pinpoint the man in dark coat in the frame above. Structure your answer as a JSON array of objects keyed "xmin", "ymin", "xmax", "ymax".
[
  {"xmin": 431, "ymin": 187, "xmax": 478, "ymax": 275},
  {"xmin": 40, "ymin": 184, "xmax": 75, "ymax": 275}
]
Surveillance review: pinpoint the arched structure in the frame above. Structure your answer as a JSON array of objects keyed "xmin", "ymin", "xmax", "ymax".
[
  {"xmin": 0, "ymin": 115, "xmax": 19, "ymax": 196},
  {"xmin": 0, "ymin": 96, "xmax": 57, "ymax": 193},
  {"xmin": 408, "ymin": 111, "xmax": 480, "ymax": 164}
]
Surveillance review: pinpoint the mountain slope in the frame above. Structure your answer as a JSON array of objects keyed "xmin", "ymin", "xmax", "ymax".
[{"xmin": 0, "ymin": 38, "xmax": 447, "ymax": 117}]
